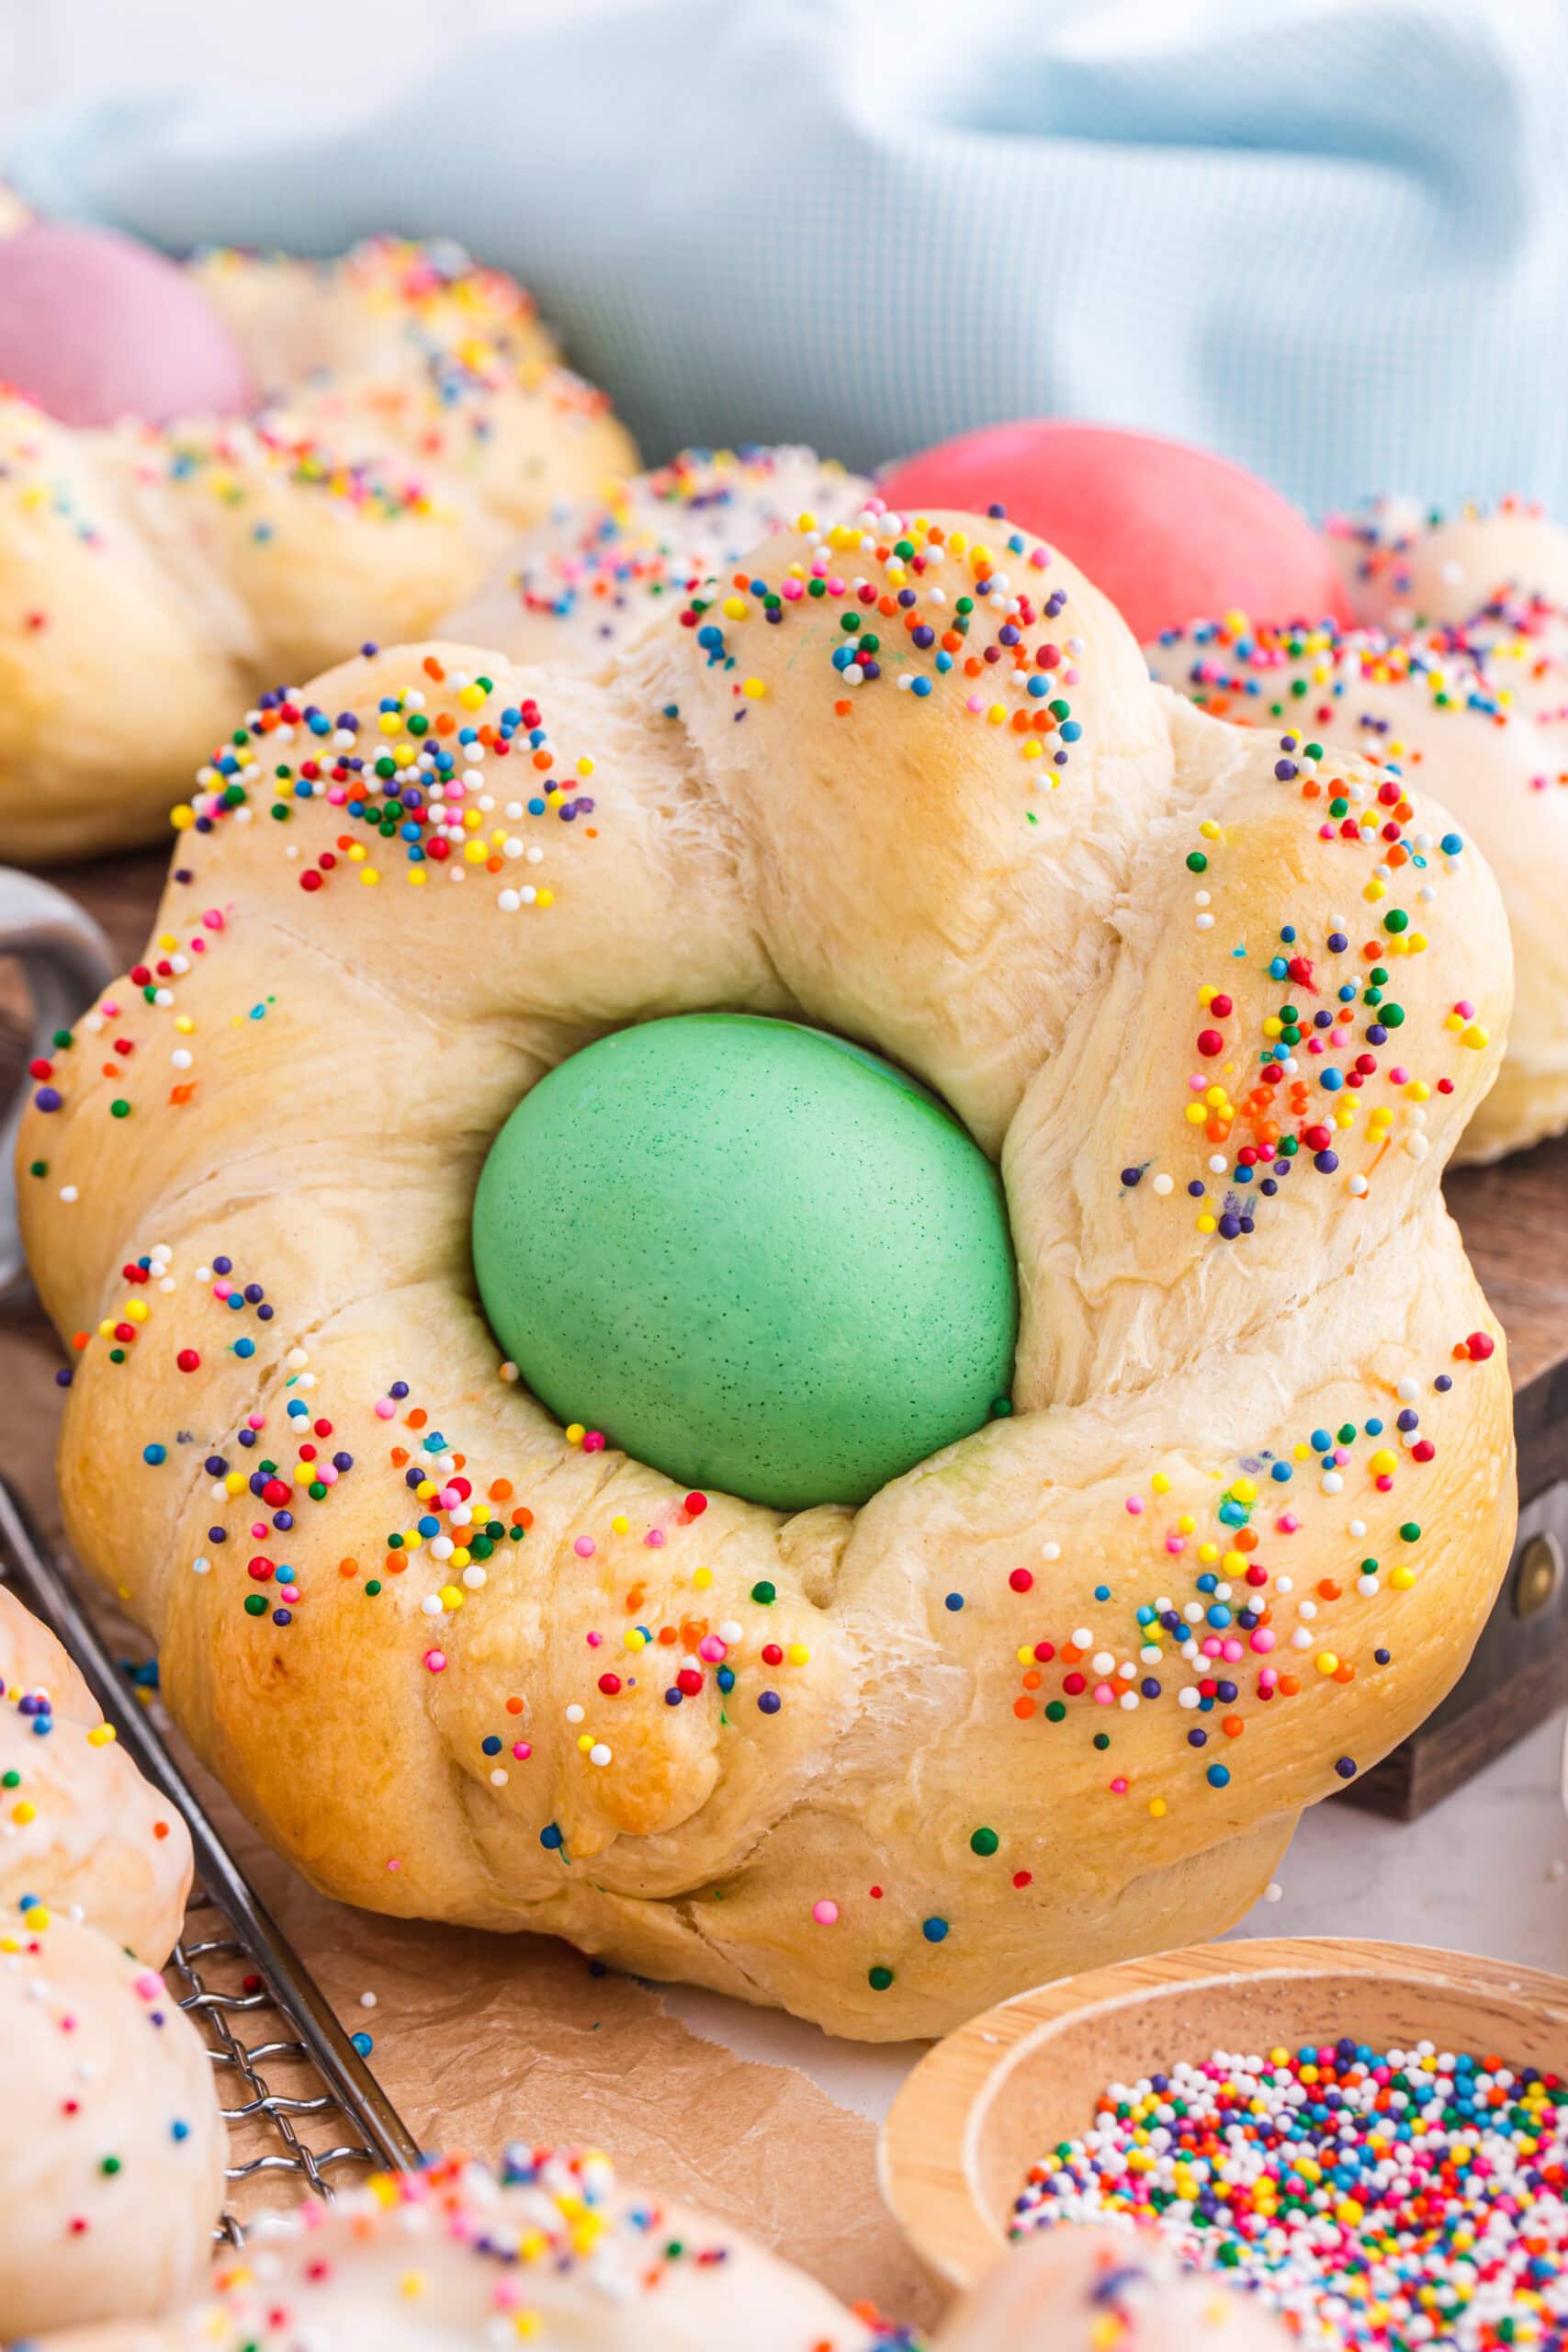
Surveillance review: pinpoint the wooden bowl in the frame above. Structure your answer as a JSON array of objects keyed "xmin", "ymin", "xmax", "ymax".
[{"xmin": 879, "ymin": 1936, "xmax": 1568, "ymax": 2292}]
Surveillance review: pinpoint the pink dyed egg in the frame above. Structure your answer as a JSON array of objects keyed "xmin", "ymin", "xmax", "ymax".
[
  {"xmin": 0, "ymin": 223, "xmax": 254, "ymax": 428},
  {"xmin": 878, "ymin": 420, "xmax": 1348, "ymax": 641}
]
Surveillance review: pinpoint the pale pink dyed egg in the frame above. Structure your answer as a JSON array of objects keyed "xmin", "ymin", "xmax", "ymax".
[
  {"xmin": 879, "ymin": 420, "xmax": 1349, "ymax": 642},
  {"xmin": 0, "ymin": 223, "xmax": 254, "ymax": 427}
]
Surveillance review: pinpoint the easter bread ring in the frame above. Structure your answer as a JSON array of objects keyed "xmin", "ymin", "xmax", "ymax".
[
  {"xmin": 0, "ymin": 233, "xmax": 632, "ymax": 863},
  {"xmin": 17, "ymin": 503, "xmax": 1517, "ymax": 2040},
  {"xmin": 1151, "ymin": 494, "xmax": 1568, "ymax": 1164}
]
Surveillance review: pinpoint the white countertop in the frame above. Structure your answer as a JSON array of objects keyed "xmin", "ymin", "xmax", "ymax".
[{"xmin": 662, "ymin": 1708, "xmax": 1568, "ymax": 2123}]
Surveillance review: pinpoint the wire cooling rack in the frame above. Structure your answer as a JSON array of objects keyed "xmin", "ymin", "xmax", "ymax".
[{"xmin": 0, "ymin": 1472, "xmax": 423, "ymax": 2241}]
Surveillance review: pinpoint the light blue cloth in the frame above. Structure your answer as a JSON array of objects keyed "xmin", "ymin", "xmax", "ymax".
[{"xmin": 7, "ymin": 0, "xmax": 1566, "ymax": 514}]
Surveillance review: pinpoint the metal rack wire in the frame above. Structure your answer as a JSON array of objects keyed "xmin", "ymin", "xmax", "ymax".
[{"xmin": 0, "ymin": 1473, "xmax": 423, "ymax": 2242}]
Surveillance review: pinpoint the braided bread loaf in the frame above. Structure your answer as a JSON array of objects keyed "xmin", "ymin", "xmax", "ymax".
[
  {"xmin": 0, "ymin": 236, "xmax": 632, "ymax": 863},
  {"xmin": 1152, "ymin": 498, "xmax": 1568, "ymax": 1161},
  {"xmin": 17, "ymin": 503, "xmax": 1516, "ymax": 2040}
]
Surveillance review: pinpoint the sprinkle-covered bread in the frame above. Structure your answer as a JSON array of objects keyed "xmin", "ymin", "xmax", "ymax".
[
  {"xmin": 0, "ymin": 232, "xmax": 634, "ymax": 862},
  {"xmin": 445, "ymin": 446, "xmax": 872, "ymax": 673},
  {"xmin": 1151, "ymin": 502, "xmax": 1568, "ymax": 1161},
  {"xmin": 0, "ymin": 1909, "xmax": 225, "ymax": 2338},
  {"xmin": 38, "ymin": 2149, "xmax": 910, "ymax": 2351},
  {"xmin": 17, "ymin": 504, "xmax": 1516, "ymax": 2038}
]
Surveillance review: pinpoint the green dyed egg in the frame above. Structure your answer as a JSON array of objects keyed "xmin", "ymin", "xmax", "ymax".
[{"xmin": 471, "ymin": 1014, "xmax": 1017, "ymax": 1510}]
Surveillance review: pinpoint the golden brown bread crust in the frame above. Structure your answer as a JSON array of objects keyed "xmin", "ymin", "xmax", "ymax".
[{"xmin": 17, "ymin": 510, "xmax": 1517, "ymax": 2038}]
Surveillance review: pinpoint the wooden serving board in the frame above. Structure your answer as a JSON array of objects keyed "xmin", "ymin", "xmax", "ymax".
[
  {"xmin": 5, "ymin": 849, "xmax": 1567, "ymax": 1811},
  {"xmin": 880, "ymin": 1936, "xmax": 1568, "ymax": 2292}
]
